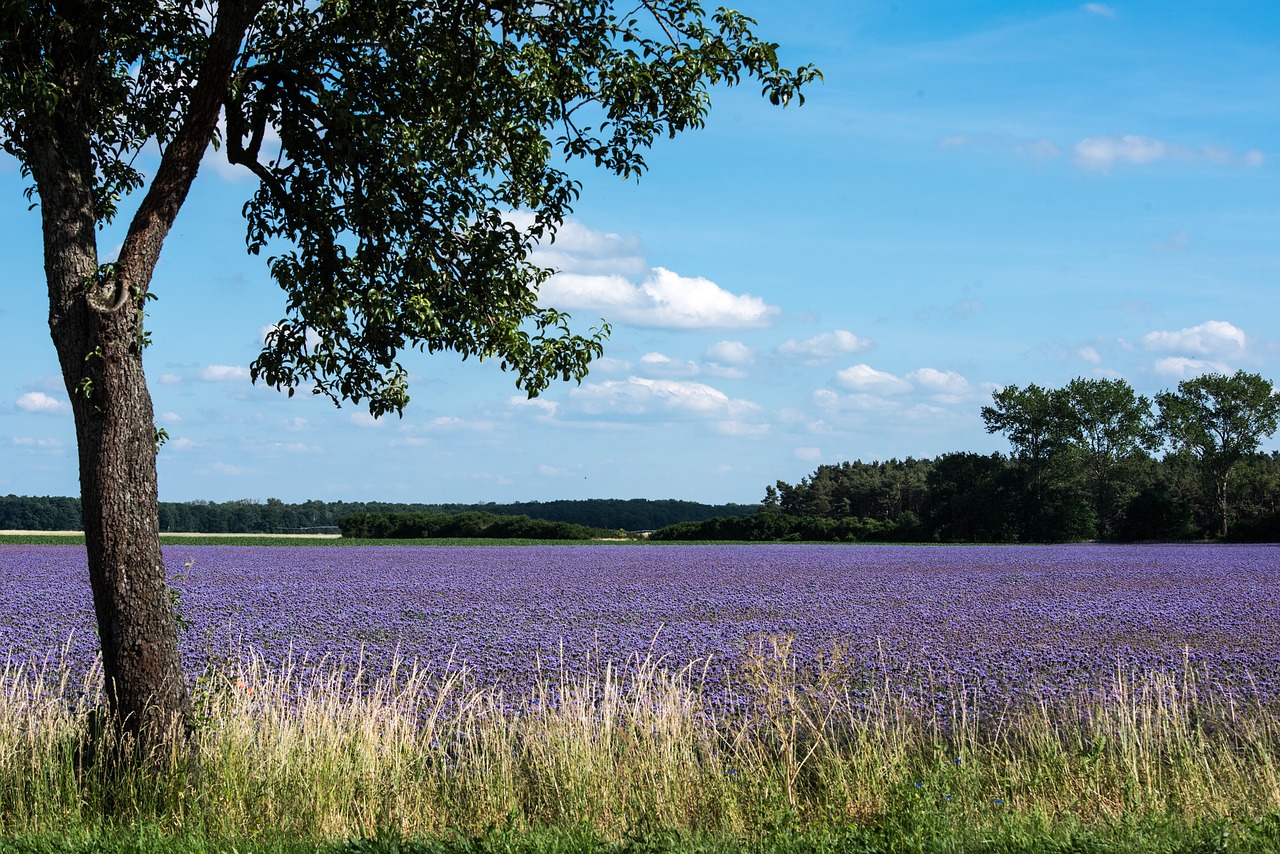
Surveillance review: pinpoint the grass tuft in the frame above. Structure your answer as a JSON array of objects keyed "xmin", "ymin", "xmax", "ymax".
[{"xmin": 3, "ymin": 640, "xmax": 1280, "ymax": 850}]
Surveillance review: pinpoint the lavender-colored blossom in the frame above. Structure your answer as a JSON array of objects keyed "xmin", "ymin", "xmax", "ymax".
[{"xmin": 3, "ymin": 543, "xmax": 1278, "ymax": 718}]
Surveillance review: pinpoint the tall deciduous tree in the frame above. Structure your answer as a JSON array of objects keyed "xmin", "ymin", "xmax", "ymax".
[
  {"xmin": 1062, "ymin": 376, "xmax": 1157, "ymax": 538},
  {"xmin": 1156, "ymin": 370, "xmax": 1280, "ymax": 538},
  {"xmin": 0, "ymin": 0, "xmax": 818, "ymax": 748}
]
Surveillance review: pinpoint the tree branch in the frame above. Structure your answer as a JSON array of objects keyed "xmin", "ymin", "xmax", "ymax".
[{"xmin": 112, "ymin": 0, "xmax": 263, "ymax": 305}]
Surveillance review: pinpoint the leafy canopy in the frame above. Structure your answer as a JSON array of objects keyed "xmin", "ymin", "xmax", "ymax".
[
  {"xmin": 1, "ymin": 0, "xmax": 820, "ymax": 414},
  {"xmin": 1156, "ymin": 370, "xmax": 1280, "ymax": 471}
]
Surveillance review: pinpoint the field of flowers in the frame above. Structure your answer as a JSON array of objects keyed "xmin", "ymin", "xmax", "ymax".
[{"xmin": 5, "ymin": 542, "xmax": 1279, "ymax": 717}]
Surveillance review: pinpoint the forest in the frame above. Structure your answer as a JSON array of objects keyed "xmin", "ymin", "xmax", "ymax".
[
  {"xmin": 5, "ymin": 373, "xmax": 1275, "ymax": 543},
  {"xmin": 654, "ymin": 373, "xmax": 1280, "ymax": 543},
  {"xmin": 0, "ymin": 496, "xmax": 755, "ymax": 535}
]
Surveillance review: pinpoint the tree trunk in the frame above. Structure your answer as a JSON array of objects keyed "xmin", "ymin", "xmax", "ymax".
[
  {"xmin": 1218, "ymin": 472, "xmax": 1230, "ymax": 539},
  {"xmin": 38, "ymin": 144, "xmax": 192, "ymax": 751}
]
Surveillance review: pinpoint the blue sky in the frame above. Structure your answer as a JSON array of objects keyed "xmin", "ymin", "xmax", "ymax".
[{"xmin": 3, "ymin": 1, "xmax": 1279, "ymax": 505}]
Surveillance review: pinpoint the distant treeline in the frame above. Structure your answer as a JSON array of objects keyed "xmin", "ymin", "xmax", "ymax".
[
  {"xmin": 653, "ymin": 372, "xmax": 1280, "ymax": 544},
  {"xmin": 338, "ymin": 511, "xmax": 616, "ymax": 540},
  {"xmin": 0, "ymin": 496, "xmax": 755, "ymax": 534},
  {"xmin": 650, "ymin": 452, "xmax": 1280, "ymax": 543}
]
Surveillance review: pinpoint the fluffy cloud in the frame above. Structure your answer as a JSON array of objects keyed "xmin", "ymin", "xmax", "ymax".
[
  {"xmin": 834, "ymin": 364, "xmax": 912, "ymax": 395},
  {"xmin": 637, "ymin": 352, "xmax": 701, "ymax": 378},
  {"xmin": 349, "ymin": 412, "xmax": 385, "ymax": 428},
  {"xmin": 508, "ymin": 396, "xmax": 559, "ymax": 419},
  {"xmin": 540, "ymin": 267, "xmax": 778, "ymax": 329},
  {"xmin": 705, "ymin": 340, "xmax": 754, "ymax": 367},
  {"xmin": 516, "ymin": 215, "xmax": 778, "ymax": 329},
  {"xmin": 526, "ymin": 218, "xmax": 648, "ymax": 278},
  {"xmin": 777, "ymin": 330, "xmax": 873, "ymax": 363},
  {"xmin": 197, "ymin": 364, "xmax": 251, "ymax": 382},
  {"xmin": 567, "ymin": 377, "xmax": 763, "ymax": 426},
  {"xmin": 1153, "ymin": 357, "xmax": 1233, "ymax": 379},
  {"xmin": 794, "ymin": 446, "xmax": 823, "ymax": 462},
  {"xmin": 907, "ymin": 368, "xmax": 972, "ymax": 403},
  {"xmin": 16, "ymin": 392, "xmax": 69, "ymax": 415},
  {"xmin": 703, "ymin": 340, "xmax": 755, "ymax": 378},
  {"xmin": 1142, "ymin": 320, "xmax": 1247, "ymax": 356}
]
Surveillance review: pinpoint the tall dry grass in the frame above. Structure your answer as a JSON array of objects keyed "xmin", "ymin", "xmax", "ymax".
[{"xmin": 2, "ymin": 637, "xmax": 1279, "ymax": 842}]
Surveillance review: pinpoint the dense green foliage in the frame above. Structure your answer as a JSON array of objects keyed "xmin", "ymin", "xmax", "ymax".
[
  {"xmin": 338, "ymin": 511, "xmax": 617, "ymax": 540},
  {"xmin": 0, "ymin": 497, "xmax": 756, "ymax": 535},
  {"xmin": 658, "ymin": 373, "xmax": 1280, "ymax": 543}
]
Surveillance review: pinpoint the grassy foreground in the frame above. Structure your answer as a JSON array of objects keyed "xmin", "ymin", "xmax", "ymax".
[{"xmin": 3, "ymin": 641, "xmax": 1280, "ymax": 853}]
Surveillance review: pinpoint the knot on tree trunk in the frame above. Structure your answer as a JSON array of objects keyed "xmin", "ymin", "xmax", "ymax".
[{"xmin": 84, "ymin": 263, "xmax": 134, "ymax": 315}]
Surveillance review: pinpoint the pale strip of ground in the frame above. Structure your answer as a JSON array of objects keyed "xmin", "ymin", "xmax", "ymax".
[{"xmin": 0, "ymin": 530, "xmax": 341, "ymax": 538}]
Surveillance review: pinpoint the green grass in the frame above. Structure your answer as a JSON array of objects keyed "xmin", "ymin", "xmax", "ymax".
[
  {"xmin": 4, "ymin": 640, "xmax": 1280, "ymax": 852},
  {"xmin": 8, "ymin": 815, "xmax": 1280, "ymax": 853}
]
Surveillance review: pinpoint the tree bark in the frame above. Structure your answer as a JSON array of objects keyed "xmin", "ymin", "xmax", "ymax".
[
  {"xmin": 33, "ymin": 133, "xmax": 193, "ymax": 747},
  {"xmin": 19, "ymin": 0, "xmax": 264, "ymax": 752}
]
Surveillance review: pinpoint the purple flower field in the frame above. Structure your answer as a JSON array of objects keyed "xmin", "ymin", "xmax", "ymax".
[{"xmin": 4, "ymin": 543, "xmax": 1280, "ymax": 716}]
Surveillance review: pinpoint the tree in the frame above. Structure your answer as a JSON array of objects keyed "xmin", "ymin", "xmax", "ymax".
[
  {"xmin": 1, "ymin": 0, "xmax": 818, "ymax": 749},
  {"xmin": 981, "ymin": 383, "xmax": 1069, "ymax": 491},
  {"xmin": 981, "ymin": 383, "xmax": 1090, "ymax": 539},
  {"xmin": 1156, "ymin": 371, "xmax": 1280, "ymax": 538},
  {"xmin": 1061, "ymin": 377, "xmax": 1158, "ymax": 538}
]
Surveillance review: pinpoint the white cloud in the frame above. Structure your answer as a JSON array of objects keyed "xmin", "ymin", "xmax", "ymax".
[
  {"xmin": 508, "ymin": 396, "xmax": 559, "ymax": 418},
  {"xmin": 778, "ymin": 330, "xmax": 873, "ymax": 363},
  {"xmin": 1074, "ymin": 135, "xmax": 1166, "ymax": 171},
  {"xmin": 538, "ymin": 464, "xmax": 571, "ymax": 477},
  {"xmin": 350, "ymin": 412, "xmax": 385, "ymax": 428},
  {"xmin": 527, "ymin": 219, "xmax": 648, "ymax": 278},
  {"xmin": 541, "ymin": 267, "xmax": 778, "ymax": 329},
  {"xmin": 907, "ymin": 367, "xmax": 972, "ymax": 402},
  {"xmin": 1153, "ymin": 357, "xmax": 1232, "ymax": 379},
  {"xmin": 10, "ymin": 437, "xmax": 62, "ymax": 448},
  {"xmin": 260, "ymin": 323, "xmax": 323, "ymax": 349},
  {"xmin": 1081, "ymin": 3, "xmax": 1117, "ymax": 17},
  {"xmin": 402, "ymin": 415, "xmax": 496, "ymax": 434},
  {"xmin": 1074, "ymin": 136, "xmax": 1265, "ymax": 172},
  {"xmin": 568, "ymin": 377, "xmax": 763, "ymax": 426},
  {"xmin": 715, "ymin": 420, "xmax": 770, "ymax": 438},
  {"xmin": 168, "ymin": 437, "xmax": 200, "ymax": 450},
  {"xmin": 637, "ymin": 351, "xmax": 701, "ymax": 378},
  {"xmin": 502, "ymin": 216, "xmax": 784, "ymax": 329},
  {"xmin": 159, "ymin": 411, "xmax": 183, "ymax": 425},
  {"xmin": 705, "ymin": 340, "xmax": 754, "ymax": 367},
  {"xmin": 834, "ymin": 364, "xmax": 912, "ymax": 395},
  {"xmin": 159, "ymin": 373, "xmax": 184, "ymax": 386},
  {"xmin": 16, "ymin": 392, "xmax": 70, "ymax": 415},
  {"xmin": 794, "ymin": 446, "xmax": 823, "ymax": 462},
  {"xmin": 1142, "ymin": 320, "xmax": 1246, "ymax": 355},
  {"xmin": 587, "ymin": 356, "xmax": 633, "ymax": 376},
  {"xmin": 1077, "ymin": 346, "xmax": 1102, "ymax": 364},
  {"xmin": 211, "ymin": 461, "xmax": 250, "ymax": 476},
  {"xmin": 197, "ymin": 364, "xmax": 250, "ymax": 382}
]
